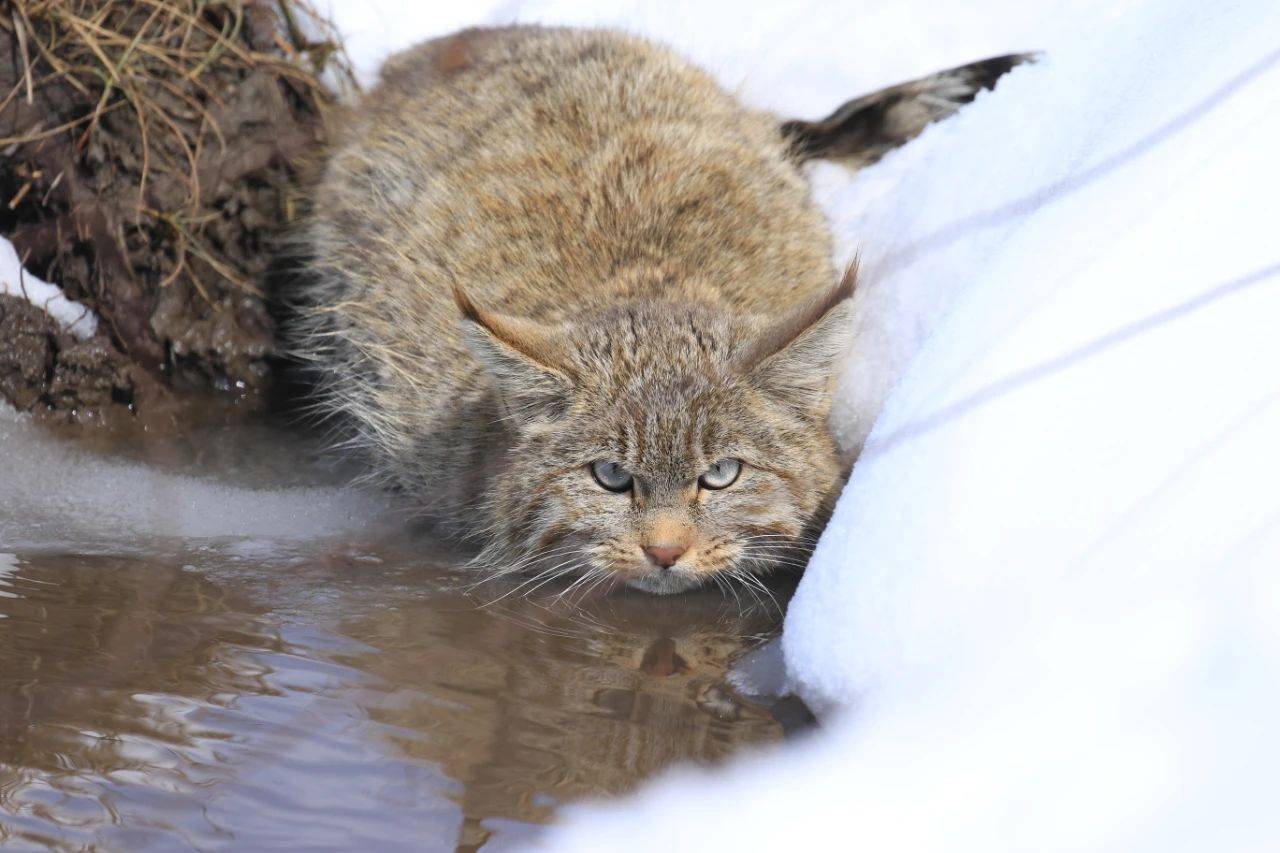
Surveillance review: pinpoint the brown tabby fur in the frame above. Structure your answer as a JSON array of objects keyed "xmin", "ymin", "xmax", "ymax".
[{"xmin": 294, "ymin": 25, "xmax": 1028, "ymax": 594}]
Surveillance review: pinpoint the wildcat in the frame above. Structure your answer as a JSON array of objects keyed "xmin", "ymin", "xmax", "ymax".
[{"xmin": 294, "ymin": 26, "xmax": 1026, "ymax": 594}]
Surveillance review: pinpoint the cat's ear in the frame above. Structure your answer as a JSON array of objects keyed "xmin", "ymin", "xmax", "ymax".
[
  {"xmin": 740, "ymin": 261, "xmax": 858, "ymax": 416},
  {"xmin": 454, "ymin": 287, "xmax": 575, "ymax": 422}
]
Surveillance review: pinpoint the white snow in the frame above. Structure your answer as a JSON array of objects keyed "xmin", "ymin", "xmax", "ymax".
[{"xmin": 1, "ymin": 236, "xmax": 98, "ymax": 339}]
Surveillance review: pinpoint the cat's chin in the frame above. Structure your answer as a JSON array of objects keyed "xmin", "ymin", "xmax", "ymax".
[{"xmin": 623, "ymin": 569, "xmax": 708, "ymax": 596}]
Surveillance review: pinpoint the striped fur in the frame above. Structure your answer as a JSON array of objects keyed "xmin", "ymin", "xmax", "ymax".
[{"xmin": 291, "ymin": 26, "xmax": 1020, "ymax": 593}]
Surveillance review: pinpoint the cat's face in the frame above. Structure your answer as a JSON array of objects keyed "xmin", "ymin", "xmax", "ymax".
[{"xmin": 460, "ymin": 283, "xmax": 852, "ymax": 595}]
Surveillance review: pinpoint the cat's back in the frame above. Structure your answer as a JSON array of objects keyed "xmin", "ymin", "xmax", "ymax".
[{"xmin": 309, "ymin": 26, "xmax": 833, "ymax": 325}]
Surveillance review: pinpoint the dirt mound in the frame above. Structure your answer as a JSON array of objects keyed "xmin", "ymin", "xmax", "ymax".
[
  {"xmin": 0, "ymin": 293, "xmax": 147, "ymax": 416},
  {"xmin": 0, "ymin": 0, "xmax": 351, "ymax": 423}
]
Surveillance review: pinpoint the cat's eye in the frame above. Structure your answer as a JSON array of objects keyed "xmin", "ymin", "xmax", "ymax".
[
  {"xmin": 591, "ymin": 460, "xmax": 633, "ymax": 492},
  {"xmin": 699, "ymin": 458, "xmax": 742, "ymax": 490}
]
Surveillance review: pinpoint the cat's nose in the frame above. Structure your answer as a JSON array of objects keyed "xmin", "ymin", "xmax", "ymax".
[{"xmin": 643, "ymin": 544, "xmax": 687, "ymax": 568}]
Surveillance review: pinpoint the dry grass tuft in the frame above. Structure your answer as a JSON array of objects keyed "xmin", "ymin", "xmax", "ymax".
[{"xmin": 0, "ymin": 0, "xmax": 356, "ymax": 416}]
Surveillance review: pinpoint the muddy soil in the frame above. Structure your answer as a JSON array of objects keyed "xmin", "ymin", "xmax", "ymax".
[
  {"xmin": 0, "ymin": 293, "xmax": 145, "ymax": 415},
  {"xmin": 0, "ymin": 1, "xmax": 345, "ymax": 423}
]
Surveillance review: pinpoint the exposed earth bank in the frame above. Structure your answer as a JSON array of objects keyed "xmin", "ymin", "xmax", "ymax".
[{"xmin": 0, "ymin": 0, "xmax": 350, "ymax": 424}]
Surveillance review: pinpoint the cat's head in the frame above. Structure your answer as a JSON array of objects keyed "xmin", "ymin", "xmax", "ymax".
[{"xmin": 459, "ymin": 271, "xmax": 854, "ymax": 595}]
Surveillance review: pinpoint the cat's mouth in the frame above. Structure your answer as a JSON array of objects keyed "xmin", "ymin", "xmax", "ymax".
[{"xmin": 622, "ymin": 567, "xmax": 708, "ymax": 595}]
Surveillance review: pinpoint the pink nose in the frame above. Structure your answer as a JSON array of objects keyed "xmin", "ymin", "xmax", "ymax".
[{"xmin": 644, "ymin": 544, "xmax": 687, "ymax": 568}]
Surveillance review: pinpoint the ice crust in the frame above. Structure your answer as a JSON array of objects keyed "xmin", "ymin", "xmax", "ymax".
[{"xmin": 0, "ymin": 409, "xmax": 390, "ymax": 554}]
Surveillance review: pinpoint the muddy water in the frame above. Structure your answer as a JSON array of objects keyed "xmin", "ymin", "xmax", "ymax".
[{"xmin": 0, "ymin": 414, "xmax": 799, "ymax": 850}]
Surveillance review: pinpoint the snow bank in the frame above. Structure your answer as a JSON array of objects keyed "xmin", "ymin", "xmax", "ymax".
[
  {"xmin": 1, "ymin": 236, "xmax": 98, "ymax": 339},
  {"xmin": 0, "ymin": 408, "xmax": 391, "ymax": 554}
]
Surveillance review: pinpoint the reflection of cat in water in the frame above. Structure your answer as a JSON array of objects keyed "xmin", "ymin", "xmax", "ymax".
[
  {"xmin": 294, "ymin": 26, "xmax": 1029, "ymax": 593},
  {"xmin": 329, "ymin": 564, "xmax": 803, "ymax": 828},
  {"xmin": 640, "ymin": 636, "xmax": 771, "ymax": 725}
]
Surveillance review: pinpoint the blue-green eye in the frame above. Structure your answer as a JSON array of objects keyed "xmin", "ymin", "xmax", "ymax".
[
  {"xmin": 699, "ymin": 458, "xmax": 742, "ymax": 490},
  {"xmin": 591, "ymin": 460, "xmax": 633, "ymax": 492}
]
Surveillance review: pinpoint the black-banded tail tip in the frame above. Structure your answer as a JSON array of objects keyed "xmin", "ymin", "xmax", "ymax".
[
  {"xmin": 949, "ymin": 51, "xmax": 1040, "ymax": 95},
  {"xmin": 782, "ymin": 51, "xmax": 1041, "ymax": 167}
]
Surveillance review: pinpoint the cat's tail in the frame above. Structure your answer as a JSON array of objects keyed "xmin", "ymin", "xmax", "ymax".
[{"xmin": 780, "ymin": 52, "xmax": 1037, "ymax": 168}]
